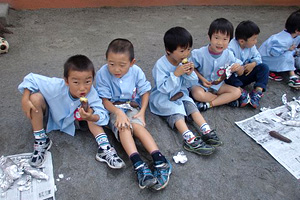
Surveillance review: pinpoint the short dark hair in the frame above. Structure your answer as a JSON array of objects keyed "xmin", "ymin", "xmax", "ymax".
[
  {"xmin": 235, "ymin": 20, "xmax": 260, "ymax": 41},
  {"xmin": 285, "ymin": 9, "xmax": 300, "ymax": 34},
  {"xmin": 63, "ymin": 55, "xmax": 95, "ymax": 79},
  {"xmin": 208, "ymin": 18, "xmax": 234, "ymax": 40},
  {"xmin": 106, "ymin": 38, "xmax": 134, "ymax": 62},
  {"xmin": 164, "ymin": 27, "xmax": 193, "ymax": 53}
]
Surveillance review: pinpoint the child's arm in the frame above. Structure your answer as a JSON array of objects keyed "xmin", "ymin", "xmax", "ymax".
[
  {"xmin": 102, "ymin": 98, "xmax": 131, "ymax": 130},
  {"xmin": 194, "ymin": 68, "xmax": 212, "ymax": 88},
  {"xmin": 132, "ymin": 91, "xmax": 149, "ymax": 126},
  {"xmin": 78, "ymin": 107, "xmax": 100, "ymax": 122},
  {"xmin": 244, "ymin": 62, "xmax": 256, "ymax": 76},
  {"xmin": 230, "ymin": 63, "xmax": 244, "ymax": 76},
  {"xmin": 21, "ymin": 88, "xmax": 38, "ymax": 119}
]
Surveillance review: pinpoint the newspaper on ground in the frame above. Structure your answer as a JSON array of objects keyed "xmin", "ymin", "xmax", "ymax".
[
  {"xmin": 235, "ymin": 104, "xmax": 300, "ymax": 179},
  {"xmin": 0, "ymin": 152, "xmax": 56, "ymax": 200}
]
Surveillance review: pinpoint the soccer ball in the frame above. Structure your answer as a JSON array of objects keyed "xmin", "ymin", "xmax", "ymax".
[{"xmin": 0, "ymin": 37, "xmax": 9, "ymax": 54}]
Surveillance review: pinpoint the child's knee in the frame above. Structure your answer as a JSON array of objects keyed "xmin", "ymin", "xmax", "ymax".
[
  {"xmin": 29, "ymin": 93, "xmax": 46, "ymax": 107},
  {"xmin": 233, "ymin": 87, "xmax": 242, "ymax": 98}
]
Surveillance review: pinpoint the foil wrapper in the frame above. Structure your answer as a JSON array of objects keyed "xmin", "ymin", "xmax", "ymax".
[
  {"xmin": 173, "ymin": 151, "xmax": 188, "ymax": 164},
  {"xmin": 0, "ymin": 156, "xmax": 22, "ymax": 192},
  {"xmin": 115, "ymin": 103, "xmax": 133, "ymax": 111},
  {"xmin": 19, "ymin": 160, "xmax": 49, "ymax": 180}
]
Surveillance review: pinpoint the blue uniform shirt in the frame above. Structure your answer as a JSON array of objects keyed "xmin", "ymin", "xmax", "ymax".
[
  {"xmin": 149, "ymin": 55, "xmax": 198, "ymax": 116},
  {"xmin": 18, "ymin": 73, "xmax": 109, "ymax": 136},
  {"xmin": 228, "ymin": 38, "xmax": 262, "ymax": 65},
  {"xmin": 95, "ymin": 64, "xmax": 151, "ymax": 107},
  {"xmin": 191, "ymin": 45, "xmax": 243, "ymax": 91},
  {"xmin": 259, "ymin": 30, "xmax": 300, "ymax": 72}
]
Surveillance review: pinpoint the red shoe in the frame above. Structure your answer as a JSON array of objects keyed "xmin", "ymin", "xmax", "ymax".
[{"xmin": 269, "ymin": 72, "xmax": 283, "ymax": 81}]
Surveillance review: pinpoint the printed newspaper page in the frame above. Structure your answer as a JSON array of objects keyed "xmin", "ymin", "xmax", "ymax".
[
  {"xmin": 0, "ymin": 152, "xmax": 56, "ymax": 200},
  {"xmin": 235, "ymin": 105, "xmax": 300, "ymax": 179}
]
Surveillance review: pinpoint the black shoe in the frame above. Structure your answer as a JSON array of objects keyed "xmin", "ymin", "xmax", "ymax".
[
  {"xmin": 201, "ymin": 130, "xmax": 223, "ymax": 147},
  {"xmin": 196, "ymin": 102, "xmax": 209, "ymax": 111}
]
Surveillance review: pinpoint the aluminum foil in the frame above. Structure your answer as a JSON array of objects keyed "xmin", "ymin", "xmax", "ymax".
[
  {"xmin": 115, "ymin": 102, "xmax": 133, "ymax": 111},
  {"xmin": 19, "ymin": 159, "xmax": 49, "ymax": 180},
  {"xmin": 173, "ymin": 151, "xmax": 188, "ymax": 164},
  {"xmin": 0, "ymin": 156, "xmax": 22, "ymax": 192}
]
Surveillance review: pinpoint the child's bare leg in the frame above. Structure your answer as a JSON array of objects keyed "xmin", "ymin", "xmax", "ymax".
[
  {"xmin": 190, "ymin": 111, "xmax": 206, "ymax": 127},
  {"xmin": 29, "ymin": 93, "xmax": 46, "ymax": 131},
  {"xmin": 87, "ymin": 121, "xmax": 105, "ymax": 137},
  {"xmin": 132, "ymin": 123, "xmax": 159, "ymax": 153},
  {"xmin": 191, "ymin": 86, "xmax": 217, "ymax": 102},
  {"xmin": 119, "ymin": 128, "xmax": 138, "ymax": 156},
  {"xmin": 174, "ymin": 119, "xmax": 189, "ymax": 134},
  {"xmin": 289, "ymin": 70, "xmax": 296, "ymax": 77},
  {"xmin": 212, "ymin": 84, "xmax": 241, "ymax": 106}
]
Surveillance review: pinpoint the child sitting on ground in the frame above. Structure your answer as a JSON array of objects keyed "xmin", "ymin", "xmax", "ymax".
[
  {"xmin": 225, "ymin": 20, "xmax": 269, "ymax": 109},
  {"xmin": 95, "ymin": 39, "xmax": 171, "ymax": 190},
  {"xmin": 190, "ymin": 18, "xmax": 244, "ymax": 111},
  {"xmin": 149, "ymin": 27, "xmax": 222, "ymax": 157},
  {"xmin": 259, "ymin": 9, "xmax": 300, "ymax": 88},
  {"xmin": 18, "ymin": 55, "xmax": 125, "ymax": 169}
]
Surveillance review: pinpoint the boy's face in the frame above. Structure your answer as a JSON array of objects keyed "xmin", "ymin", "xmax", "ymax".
[
  {"xmin": 167, "ymin": 46, "xmax": 191, "ymax": 66},
  {"xmin": 209, "ymin": 31, "xmax": 230, "ymax": 54},
  {"xmin": 238, "ymin": 34, "xmax": 258, "ymax": 49},
  {"xmin": 65, "ymin": 70, "xmax": 93, "ymax": 99},
  {"xmin": 107, "ymin": 52, "xmax": 135, "ymax": 78}
]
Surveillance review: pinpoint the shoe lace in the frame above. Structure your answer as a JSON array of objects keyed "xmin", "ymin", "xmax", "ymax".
[
  {"xmin": 33, "ymin": 140, "xmax": 48, "ymax": 152},
  {"xmin": 252, "ymin": 91, "xmax": 262, "ymax": 102},
  {"xmin": 103, "ymin": 148, "xmax": 118, "ymax": 163}
]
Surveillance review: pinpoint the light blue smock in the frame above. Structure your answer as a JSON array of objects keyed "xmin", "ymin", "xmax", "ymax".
[
  {"xmin": 18, "ymin": 73, "xmax": 109, "ymax": 136},
  {"xmin": 95, "ymin": 64, "xmax": 151, "ymax": 106},
  {"xmin": 190, "ymin": 45, "xmax": 243, "ymax": 91},
  {"xmin": 259, "ymin": 30, "xmax": 300, "ymax": 72},
  {"xmin": 149, "ymin": 55, "xmax": 198, "ymax": 116},
  {"xmin": 228, "ymin": 38, "xmax": 262, "ymax": 65}
]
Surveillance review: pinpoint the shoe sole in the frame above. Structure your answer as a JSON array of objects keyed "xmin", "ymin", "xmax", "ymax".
[
  {"xmin": 152, "ymin": 161, "xmax": 173, "ymax": 191},
  {"xmin": 95, "ymin": 154, "xmax": 125, "ymax": 169},
  {"xmin": 288, "ymin": 83, "xmax": 300, "ymax": 89},
  {"xmin": 269, "ymin": 76, "xmax": 283, "ymax": 81},
  {"xmin": 139, "ymin": 178, "xmax": 157, "ymax": 189},
  {"xmin": 29, "ymin": 139, "xmax": 53, "ymax": 168},
  {"xmin": 207, "ymin": 140, "xmax": 223, "ymax": 147},
  {"xmin": 183, "ymin": 145, "xmax": 215, "ymax": 156}
]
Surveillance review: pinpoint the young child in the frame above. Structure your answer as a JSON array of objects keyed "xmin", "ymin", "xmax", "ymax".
[
  {"xmin": 149, "ymin": 27, "xmax": 222, "ymax": 158},
  {"xmin": 18, "ymin": 55, "xmax": 125, "ymax": 169},
  {"xmin": 190, "ymin": 18, "xmax": 244, "ymax": 111},
  {"xmin": 95, "ymin": 39, "xmax": 171, "ymax": 190},
  {"xmin": 225, "ymin": 20, "xmax": 269, "ymax": 109},
  {"xmin": 259, "ymin": 9, "xmax": 300, "ymax": 88}
]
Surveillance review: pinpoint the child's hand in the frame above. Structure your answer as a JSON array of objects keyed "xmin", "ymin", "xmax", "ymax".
[
  {"xmin": 230, "ymin": 63, "xmax": 244, "ymax": 76},
  {"xmin": 115, "ymin": 109, "xmax": 131, "ymax": 131},
  {"xmin": 174, "ymin": 63, "xmax": 192, "ymax": 77},
  {"xmin": 289, "ymin": 44, "xmax": 296, "ymax": 51},
  {"xmin": 201, "ymin": 78, "xmax": 212, "ymax": 88},
  {"xmin": 21, "ymin": 97, "xmax": 38, "ymax": 119},
  {"xmin": 132, "ymin": 111, "xmax": 146, "ymax": 126},
  {"xmin": 244, "ymin": 62, "xmax": 256, "ymax": 76},
  {"xmin": 185, "ymin": 62, "xmax": 194, "ymax": 75},
  {"xmin": 79, "ymin": 106, "xmax": 93, "ymax": 121}
]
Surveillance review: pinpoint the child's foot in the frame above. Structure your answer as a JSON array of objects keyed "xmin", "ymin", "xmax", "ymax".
[
  {"xmin": 228, "ymin": 99, "xmax": 240, "ymax": 107},
  {"xmin": 152, "ymin": 159, "xmax": 172, "ymax": 191},
  {"xmin": 183, "ymin": 137, "xmax": 215, "ymax": 155},
  {"xmin": 134, "ymin": 161, "xmax": 157, "ymax": 189},
  {"xmin": 196, "ymin": 102, "xmax": 210, "ymax": 111},
  {"xmin": 249, "ymin": 90, "xmax": 263, "ymax": 109},
  {"xmin": 29, "ymin": 138, "xmax": 52, "ymax": 168},
  {"xmin": 288, "ymin": 76, "xmax": 300, "ymax": 88},
  {"xmin": 201, "ymin": 130, "xmax": 223, "ymax": 147},
  {"xmin": 96, "ymin": 146, "xmax": 125, "ymax": 169},
  {"xmin": 269, "ymin": 72, "xmax": 283, "ymax": 81},
  {"xmin": 240, "ymin": 89, "xmax": 250, "ymax": 107}
]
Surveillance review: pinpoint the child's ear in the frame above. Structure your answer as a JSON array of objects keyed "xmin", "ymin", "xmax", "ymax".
[
  {"xmin": 129, "ymin": 58, "xmax": 136, "ymax": 67},
  {"xmin": 166, "ymin": 50, "xmax": 171, "ymax": 55},
  {"xmin": 64, "ymin": 77, "xmax": 69, "ymax": 86},
  {"xmin": 238, "ymin": 39, "xmax": 245, "ymax": 46}
]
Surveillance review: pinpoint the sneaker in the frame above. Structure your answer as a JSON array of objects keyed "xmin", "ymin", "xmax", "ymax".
[
  {"xmin": 183, "ymin": 137, "xmax": 215, "ymax": 155},
  {"xmin": 152, "ymin": 159, "xmax": 172, "ymax": 190},
  {"xmin": 201, "ymin": 130, "xmax": 223, "ymax": 147},
  {"xmin": 133, "ymin": 161, "xmax": 157, "ymax": 189},
  {"xmin": 29, "ymin": 138, "xmax": 52, "ymax": 168},
  {"xmin": 95, "ymin": 146, "xmax": 125, "ymax": 169},
  {"xmin": 249, "ymin": 90, "xmax": 263, "ymax": 109},
  {"xmin": 239, "ymin": 89, "xmax": 250, "ymax": 107},
  {"xmin": 196, "ymin": 102, "xmax": 209, "ymax": 111},
  {"xmin": 269, "ymin": 72, "xmax": 283, "ymax": 81},
  {"xmin": 228, "ymin": 99, "xmax": 240, "ymax": 107},
  {"xmin": 288, "ymin": 76, "xmax": 300, "ymax": 88}
]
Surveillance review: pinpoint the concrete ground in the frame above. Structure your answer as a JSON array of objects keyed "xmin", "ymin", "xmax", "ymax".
[{"xmin": 0, "ymin": 5, "xmax": 300, "ymax": 200}]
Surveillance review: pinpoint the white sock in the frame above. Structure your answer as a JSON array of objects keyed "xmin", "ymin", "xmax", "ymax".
[
  {"xmin": 200, "ymin": 123, "xmax": 211, "ymax": 134},
  {"xmin": 95, "ymin": 133, "xmax": 110, "ymax": 149},
  {"xmin": 182, "ymin": 130, "xmax": 196, "ymax": 143}
]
